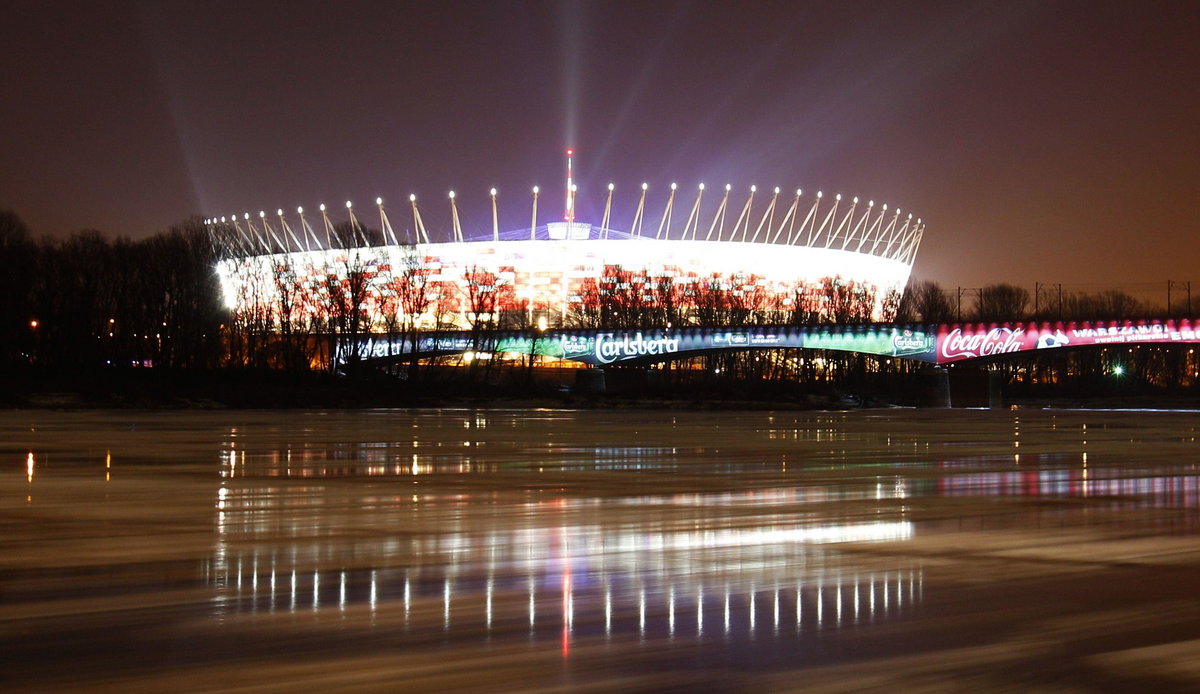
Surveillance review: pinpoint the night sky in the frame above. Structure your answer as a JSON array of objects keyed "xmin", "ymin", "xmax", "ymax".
[{"xmin": 3, "ymin": 0, "xmax": 1197, "ymax": 289}]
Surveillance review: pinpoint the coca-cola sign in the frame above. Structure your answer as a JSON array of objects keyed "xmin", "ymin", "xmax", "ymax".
[{"xmin": 939, "ymin": 327, "xmax": 1026, "ymax": 361}]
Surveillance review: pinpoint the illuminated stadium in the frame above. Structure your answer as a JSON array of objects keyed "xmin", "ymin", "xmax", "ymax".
[{"xmin": 206, "ymin": 152, "xmax": 925, "ymax": 332}]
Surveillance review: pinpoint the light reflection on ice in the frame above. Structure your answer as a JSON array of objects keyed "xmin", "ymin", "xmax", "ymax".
[{"xmin": 208, "ymin": 484, "xmax": 920, "ymax": 646}]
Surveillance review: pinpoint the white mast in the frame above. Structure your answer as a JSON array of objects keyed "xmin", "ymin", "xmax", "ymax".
[
  {"xmin": 490, "ymin": 188, "xmax": 499, "ymax": 242},
  {"xmin": 630, "ymin": 183, "xmax": 648, "ymax": 237},
  {"xmin": 530, "ymin": 186, "xmax": 539, "ymax": 240}
]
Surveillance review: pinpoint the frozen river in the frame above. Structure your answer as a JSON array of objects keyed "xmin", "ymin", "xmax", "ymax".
[{"xmin": 4, "ymin": 408, "xmax": 1200, "ymax": 692}]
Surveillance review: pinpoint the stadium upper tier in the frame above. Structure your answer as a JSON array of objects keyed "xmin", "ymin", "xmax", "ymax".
[{"xmin": 207, "ymin": 186, "xmax": 925, "ymax": 328}]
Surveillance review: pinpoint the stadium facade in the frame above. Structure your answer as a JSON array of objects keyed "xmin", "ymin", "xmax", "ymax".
[{"xmin": 208, "ymin": 169, "xmax": 925, "ymax": 332}]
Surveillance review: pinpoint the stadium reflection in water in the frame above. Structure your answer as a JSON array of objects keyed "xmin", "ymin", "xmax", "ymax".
[
  {"xmin": 9, "ymin": 408, "xmax": 1200, "ymax": 691},
  {"xmin": 209, "ymin": 483, "xmax": 920, "ymax": 644}
]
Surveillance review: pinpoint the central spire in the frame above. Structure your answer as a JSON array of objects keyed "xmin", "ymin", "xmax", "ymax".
[{"xmin": 565, "ymin": 148, "xmax": 575, "ymax": 223}]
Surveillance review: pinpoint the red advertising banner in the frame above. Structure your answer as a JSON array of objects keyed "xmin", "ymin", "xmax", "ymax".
[{"xmin": 935, "ymin": 319, "xmax": 1200, "ymax": 364}]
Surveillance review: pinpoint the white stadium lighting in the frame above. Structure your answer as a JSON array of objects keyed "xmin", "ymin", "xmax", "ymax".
[
  {"xmin": 835, "ymin": 194, "xmax": 841, "ymax": 201},
  {"xmin": 277, "ymin": 209, "xmax": 283, "ymax": 216},
  {"xmin": 259, "ymin": 211, "xmax": 265, "ymax": 218},
  {"xmin": 213, "ymin": 169, "xmax": 926, "ymax": 332}
]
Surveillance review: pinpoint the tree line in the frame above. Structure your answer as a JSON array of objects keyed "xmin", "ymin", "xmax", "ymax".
[
  {"xmin": 2, "ymin": 207, "xmax": 1194, "ymax": 396},
  {"xmin": 1, "ymin": 211, "xmax": 224, "ymax": 371}
]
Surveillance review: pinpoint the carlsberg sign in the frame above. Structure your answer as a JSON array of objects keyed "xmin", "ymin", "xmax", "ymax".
[{"xmin": 595, "ymin": 332, "xmax": 681, "ymax": 364}]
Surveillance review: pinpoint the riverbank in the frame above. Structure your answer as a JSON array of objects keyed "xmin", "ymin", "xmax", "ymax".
[{"xmin": 5, "ymin": 367, "xmax": 1199, "ymax": 410}]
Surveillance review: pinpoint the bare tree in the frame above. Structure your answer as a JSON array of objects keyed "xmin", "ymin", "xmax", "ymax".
[
  {"xmin": 973, "ymin": 283, "xmax": 1030, "ymax": 322},
  {"xmin": 903, "ymin": 280, "xmax": 954, "ymax": 323}
]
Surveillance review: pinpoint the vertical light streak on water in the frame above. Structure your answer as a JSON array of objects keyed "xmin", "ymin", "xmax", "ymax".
[
  {"xmin": 312, "ymin": 571, "xmax": 319, "ymax": 611},
  {"xmin": 796, "ymin": 582, "xmax": 803, "ymax": 628},
  {"xmin": 639, "ymin": 588, "xmax": 646, "ymax": 636},
  {"xmin": 883, "ymin": 573, "xmax": 890, "ymax": 612},
  {"xmin": 486, "ymin": 576, "xmax": 493, "ymax": 630},
  {"xmin": 837, "ymin": 583, "xmax": 843, "ymax": 626},
  {"xmin": 290, "ymin": 570, "xmax": 297, "ymax": 612},
  {"xmin": 237, "ymin": 557, "xmax": 243, "ymax": 589},
  {"xmin": 697, "ymin": 585, "xmax": 704, "ymax": 637},
  {"xmin": 854, "ymin": 578, "xmax": 860, "ymax": 622},
  {"xmin": 668, "ymin": 585, "xmax": 675, "ymax": 637},
  {"xmin": 869, "ymin": 574, "xmax": 876, "ymax": 620},
  {"xmin": 270, "ymin": 562, "xmax": 276, "ymax": 613},
  {"xmin": 404, "ymin": 575, "xmax": 411, "ymax": 624},
  {"xmin": 443, "ymin": 577, "xmax": 451, "ymax": 629},
  {"xmin": 773, "ymin": 588, "xmax": 780, "ymax": 633},
  {"xmin": 816, "ymin": 586, "xmax": 823, "ymax": 628},
  {"xmin": 897, "ymin": 574, "xmax": 904, "ymax": 609},
  {"xmin": 339, "ymin": 571, "xmax": 347, "ymax": 611},
  {"xmin": 749, "ymin": 588, "xmax": 756, "ymax": 633},
  {"xmin": 724, "ymin": 588, "xmax": 731, "ymax": 634},
  {"xmin": 529, "ymin": 577, "xmax": 536, "ymax": 630},
  {"xmin": 370, "ymin": 570, "xmax": 378, "ymax": 614},
  {"xmin": 604, "ymin": 587, "xmax": 612, "ymax": 635}
]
